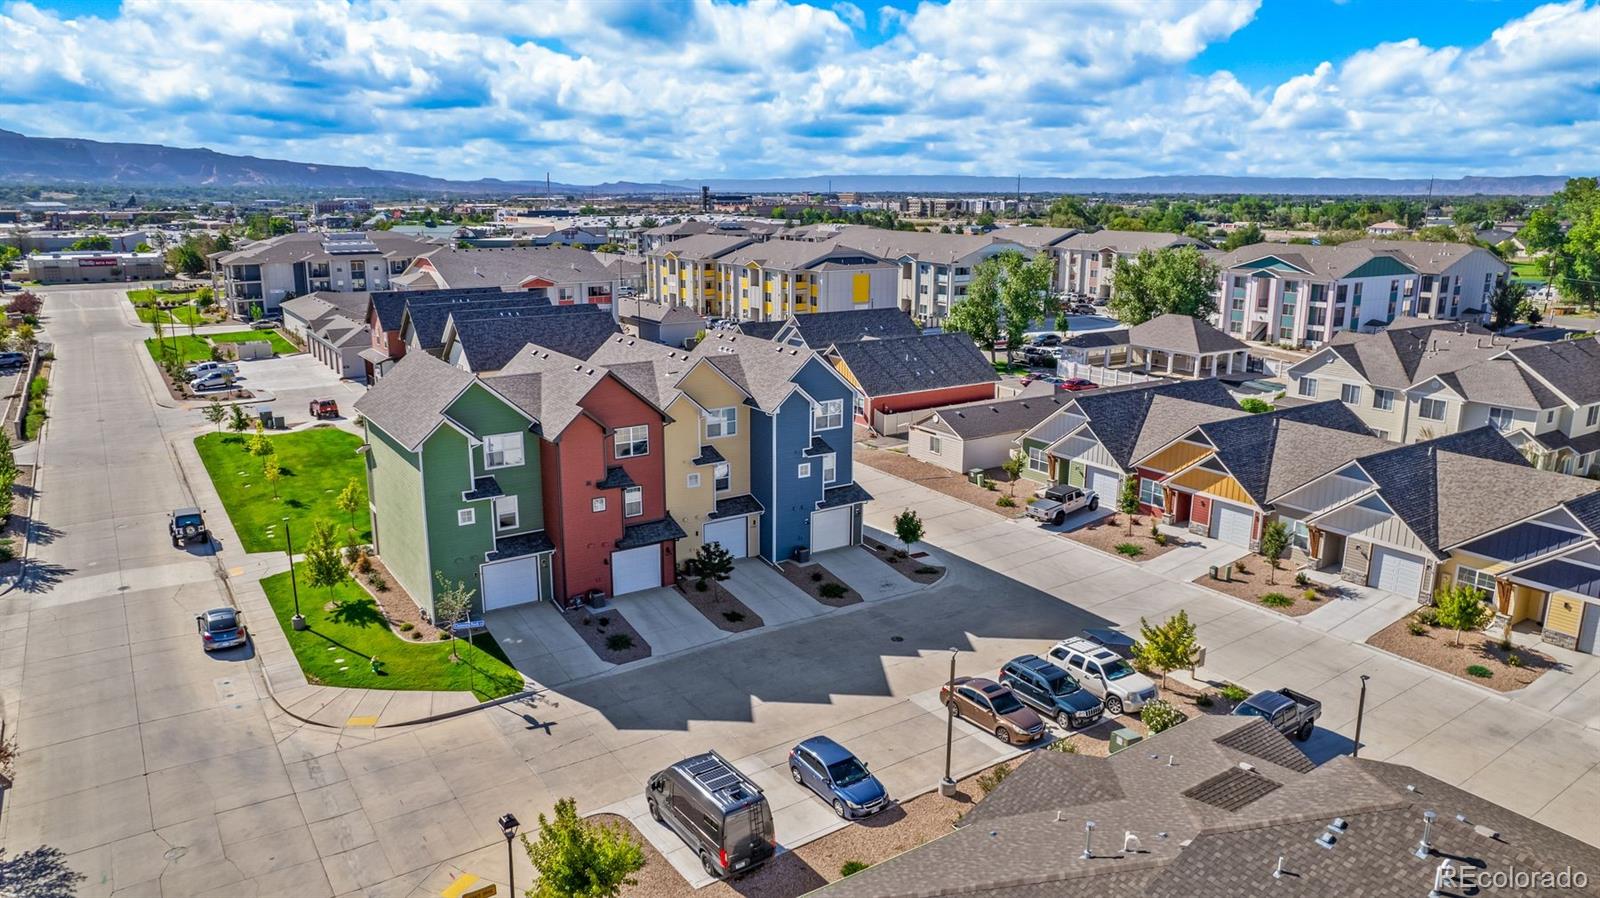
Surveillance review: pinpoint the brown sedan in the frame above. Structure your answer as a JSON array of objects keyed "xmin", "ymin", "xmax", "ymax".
[{"xmin": 940, "ymin": 676, "xmax": 1046, "ymax": 744}]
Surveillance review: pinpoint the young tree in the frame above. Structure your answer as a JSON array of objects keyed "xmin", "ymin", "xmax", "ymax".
[
  {"xmin": 691, "ymin": 540, "xmax": 735, "ymax": 589},
  {"xmin": 945, "ymin": 257, "xmax": 1004, "ymax": 362},
  {"xmin": 522, "ymin": 797, "xmax": 645, "ymax": 898},
  {"xmin": 203, "ymin": 398, "xmax": 227, "ymax": 432},
  {"xmin": 1490, "ymin": 279, "xmax": 1529, "ymax": 330},
  {"xmin": 1134, "ymin": 610, "xmax": 1200, "ymax": 687},
  {"xmin": 1107, "ymin": 247, "xmax": 1221, "ymax": 325},
  {"xmin": 1118, "ymin": 476, "xmax": 1140, "ymax": 536},
  {"xmin": 263, "ymin": 454, "xmax": 282, "ymax": 499},
  {"xmin": 432, "ymin": 572, "xmax": 476, "ymax": 661},
  {"xmin": 0, "ymin": 430, "xmax": 16, "ymax": 481},
  {"xmin": 1259, "ymin": 519, "xmax": 1290, "ymax": 585},
  {"xmin": 1434, "ymin": 583, "xmax": 1494, "ymax": 647},
  {"xmin": 228, "ymin": 402, "xmax": 250, "ymax": 433},
  {"xmin": 335, "ymin": 478, "xmax": 362, "ymax": 533},
  {"xmin": 1001, "ymin": 450, "xmax": 1027, "ymax": 497},
  {"xmin": 303, "ymin": 519, "xmax": 347, "ymax": 605},
  {"xmin": 246, "ymin": 421, "xmax": 274, "ymax": 457},
  {"xmin": 1238, "ymin": 397, "xmax": 1273, "ymax": 414},
  {"xmin": 893, "ymin": 508, "xmax": 924, "ymax": 555}
]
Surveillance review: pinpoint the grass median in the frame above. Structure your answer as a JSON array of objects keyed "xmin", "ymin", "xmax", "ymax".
[
  {"xmin": 194, "ymin": 428, "xmax": 370, "ymax": 552},
  {"xmin": 209, "ymin": 329, "xmax": 298, "ymax": 355}
]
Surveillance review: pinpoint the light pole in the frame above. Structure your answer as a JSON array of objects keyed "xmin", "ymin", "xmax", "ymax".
[
  {"xmin": 1352, "ymin": 674, "xmax": 1370, "ymax": 758},
  {"xmin": 940, "ymin": 647, "xmax": 958, "ymax": 797},
  {"xmin": 285, "ymin": 516, "xmax": 306, "ymax": 631},
  {"xmin": 498, "ymin": 813, "xmax": 520, "ymax": 896}
]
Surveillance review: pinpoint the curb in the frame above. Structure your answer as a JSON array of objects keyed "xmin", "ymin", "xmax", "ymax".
[{"xmin": 0, "ymin": 356, "xmax": 54, "ymax": 597}]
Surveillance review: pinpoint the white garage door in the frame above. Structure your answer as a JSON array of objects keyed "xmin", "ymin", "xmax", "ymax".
[
  {"xmin": 702, "ymin": 518, "xmax": 749, "ymax": 558},
  {"xmin": 1084, "ymin": 467, "xmax": 1120, "ymax": 504},
  {"xmin": 1211, "ymin": 502, "xmax": 1254, "ymax": 547},
  {"xmin": 480, "ymin": 556, "xmax": 541, "ymax": 610},
  {"xmin": 611, "ymin": 545, "xmax": 662, "ymax": 596},
  {"xmin": 1368, "ymin": 546, "xmax": 1424, "ymax": 597},
  {"xmin": 810, "ymin": 506, "xmax": 853, "ymax": 553}
]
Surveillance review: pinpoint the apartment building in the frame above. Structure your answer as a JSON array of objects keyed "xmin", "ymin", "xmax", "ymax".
[
  {"xmin": 711, "ymin": 238, "xmax": 899, "ymax": 321},
  {"xmin": 821, "ymin": 227, "xmax": 1020, "ymax": 325},
  {"xmin": 643, "ymin": 233, "xmax": 753, "ymax": 311},
  {"xmin": 213, "ymin": 231, "xmax": 436, "ymax": 316},
  {"xmin": 395, "ymin": 245, "xmax": 624, "ymax": 313},
  {"xmin": 992, "ymin": 226, "xmax": 1079, "ymax": 292},
  {"xmin": 1215, "ymin": 240, "xmax": 1509, "ymax": 346},
  {"xmin": 1060, "ymin": 230, "xmax": 1208, "ymax": 301}
]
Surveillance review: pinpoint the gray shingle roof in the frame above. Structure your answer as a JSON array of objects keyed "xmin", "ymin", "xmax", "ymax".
[
  {"xmin": 1192, "ymin": 401, "xmax": 1389, "ymax": 504},
  {"xmin": 915, "ymin": 394, "xmax": 1068, "ymax": 440},
  {"xmin": 488, "ymin": 349, "xmax": 611, "ymax": 439},
  {"xmin": 710, "ymin": 494, "xmax": 763, "ymax": 519},
  {"xmin": 1128, "ymin": 314, "xmax": 1248, "ymax": 356},
  {"xmin": 691, "ymin": 330, "xmax": 814, "ymax": 413},
  {"xmin": 1434, "ymin": 357, "xmax": 1562, "ymax": 410},
  {"xmin": 485, "ymin": 530, "xmax": 555, "ymax": 561},
  {"xmin": 217, "ymin": 230, "xmax": 435, "ymax": 266},
  {"xmin": 411, "ymin": 296, "xmax": 554, "ymax": 350},
  {"xmin": 819, "ymin": 481, "xmax": 873, "ymax": 509},
  {"xmin": 829, "ymin": 226, "xmax": 1019, "ymax": 265},
  {"xmin": 1315, "ymin": 323, "xmax": 1534, "ymax": 390},
  {"xmin": 414, "ymin": 245, "xmax": 617, "ymax": 288},
  {"xmin": 370, "ymin": 286, "xmax": 506, "ymax": 332},
  {"xmin": 784, "ymin": 308, "xmax": 920, "ymax": 347},
  {"xmin": 616, "ymin": 516, "xmax": 687, "ymax": 549},
  {"xmin": 353, "ymin": 351, "xmax": 476, "ymax": 451},
  {"xmin": 732, "ymin": 320, "xmax": 785, "ymax": 340},
  {"xmin": 830, "ymin": 333, "xmax": 998, "ymax": 398},
  {"xmin": 282, "ymin": 290, "xmax": 371, "ymax": 324},
  {"xmin": 1341, "ymin": 238, "xmax": 1507, "ymax": 275},
  {"xmin": 452, "ymin": 305, "xmax": 618, "ymax": 372},
  {"xmin": 991, "ymin": 226, "xmax": 1079, "ymax": 249},
  {"xmin": 653, "ymin": 234, "xmax": 753, "ymax": 261},
  {"xmin": 1069, "ymin": 379, "xmax": 1244, "ymax": 468},
  {"xmin": 1061, "ymin": 229, "xmax": 1208, "ymax": 254},
  {"xmin": 719, "ymin": 236, "xmax": 889, "ymax": 270},
  {"xmin": 1505, "ymin": 338, "xmax": 1600, "ymax": 406}
]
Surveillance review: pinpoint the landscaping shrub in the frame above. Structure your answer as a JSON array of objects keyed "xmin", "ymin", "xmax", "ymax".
[
  {"xmin": 398, "ymin": 621, "xmax": 414, "ymax": 632},
  {"xmin": 1407, "ymin": 618, "xmax": 1429, "ymax": 637},
  {"xmin": 810, "ymin": 571, "xmax": 823, "ymax": 582},
  {"xmin": 1047, "ymin": 738, "xmax": 1078, "ymax": 754},
  {"xmin": 996, "ymin": 495, "xmax": 1015, "ymax": 508},
  {"xmin": 695, "ymin": 580, "xmax": 708, "ymax": 592},
  {"xmin": 1149, "ymin": 522, "xmax": 1160, "ymax": 539},
  {"xmin": 1115, "ymin": 542, "xmax": 1144, "ymax": 557},
  {"xmin": 915, "ymin": 566, "xmax": 940, "ymax": 575},
  {"xmin": 1154, "ymin": 532, "xmax": 1168, "ymax": 546},
  {"xmin": 1141, "ymin": 698, "xmax": 1186, "ymax": 734},
  {"xmin": 1260, "ymin": 592, "xmax": 1293, "ymax": 608},
  {"xmin": 722, "ymin": 611, "xmax": 745, "ymax": 623},
  {"xmin": 1466, "ymin": 664, "xmax": 1493, "ymax": 679},
  {"xmin": 1414, "ymin": 606, "xmax": 1439, "ymax": 626},
  {"xmin": 1303, "ymin": 588, "xmax": 1319, "ymax": 603},
  {"xmin": 605, "ymin": 633, "xmax": 634, "ymax": 652},
  {"xmin": 1295, "ymin": 572, "xmax": 1311, "ymax": 588},
  {"xmin": 1498, "ymin": 636, "xmax": 1513, "ymax": 651},
  {"xmin": 840, "ymin": 861, "xmax": 870, "ymax": 877},
  {"xmin": 1195, "ymin": 693, "xmax": 1214, "ymax": 708},
  {"xmin": 819, "ymin": 582, "xmax": 847, "ymax": 599},
  {"xmin": 975, "ymin": 763, "xmax": 1012, "ymax": 796},
  {"xmin": 1219, "ymin": 683, "xmax": 1250, "ymax": 703},
  {"xmin": 1507, "ymin": 653, "xmax": 1523, "ymax": 668},
  {"xmin": 1233, "ymin": 559, "xmax": 1249, "ymax": 574},
  {"xmin": 0, "ymin": 538, "xmax": 13, "ymax": 563}
]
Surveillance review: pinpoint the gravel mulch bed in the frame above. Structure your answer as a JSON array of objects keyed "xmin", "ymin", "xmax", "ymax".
[
  {"xmin": 556, "ymin": 606, "xmax": 653, "ymax": 664},
  {"xmin": 607, "ymin": 760, "xmax": 1023, "ymax": 898},
  {"xmin": 355, "ymin": 553, "xmax": 448, "ymax": 642},
  {"xmin": 1061, "ymin": 513, "xmax": 1181, "ymax": 561},
  {"xmin": 853, "ymin": 446, "xmax": 1026, "ymax": 519},
  {"xmin": 1367, "ymin": 615, "xmax": 1557, "ymax": 692},
  {"xmin": 1190, "ymin": 560, "xmax": 1341, "ymax": 617},
  {"xmin": 674, "ymin": 579, "xmax": 764, "ymax": 633},
  {"xmin": 862, "ymin": 536, "xmax": 944, "ymax": 584},
  {"xmin": 779, "ymin": 562, "xmax": 862, "ymax": 607}
]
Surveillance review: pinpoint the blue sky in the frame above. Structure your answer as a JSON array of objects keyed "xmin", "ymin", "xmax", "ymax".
[{"xmin": 2, "ymin": 0, "xmax": 1596, "ymax": 183}]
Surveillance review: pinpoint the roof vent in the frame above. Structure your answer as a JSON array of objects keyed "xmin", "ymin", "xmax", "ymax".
[
  {"xmin": 1328, "ymin": 818, "xmax": 1348, "ymax": 832},
  {"xmin": 1238, "ymin": 762, "xmax": 1255, "ymax": 773},
  {"xmin": 1316, "ymin": 831, "xmax": 1337, "ymax": 849},
  {"xmin": 1415, "ymin": 809, "xmax": 1437, "ymax": 859}
]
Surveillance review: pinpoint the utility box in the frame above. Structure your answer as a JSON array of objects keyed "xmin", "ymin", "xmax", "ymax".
[
  {"xmin": 1109, "ymin": 728, "xmax": 1143, "ymax": 755},
  {"xmin": 968, "ymin": 468, "xmax": 984, "ymax": 486}
]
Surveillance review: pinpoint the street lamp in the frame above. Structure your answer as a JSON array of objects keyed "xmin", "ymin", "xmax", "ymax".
[
  {"xmin": 1352, "ymin": 674, "xmax": 1370, "ymax": 758},
  {"xmin": 498, "ymin": 813, "xmax": 520, "ymax": 896},
  {"xmin": 285, "ymin": 516, "xmax": 306, "ymax": 631},
  {"xmin": 940, "ymin": 646, "xmax": 959, "ymax": 797}
]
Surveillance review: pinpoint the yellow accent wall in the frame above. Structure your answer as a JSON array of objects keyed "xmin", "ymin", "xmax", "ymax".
[
  {"xmin": 1545, "ymin": 592, "xmax": 1584, "ymax": 636},
  {"xmin": 1169, "ymin": 467, "xmax": 1253, "ymax": 505},
  {"xmin": 1142, "ymin": 441, "xmax": 1212, "ymax": 475},
  {"xmin": 667, "ymin": 363, "xmax": 757, "ymax": 557},
  {"xmin": 831, "ymin": 357, "xmax": 862, "ymax": 391},
  {"xmin": 852, "ymin": 273, "xmax": 871, "ymax": 304}
]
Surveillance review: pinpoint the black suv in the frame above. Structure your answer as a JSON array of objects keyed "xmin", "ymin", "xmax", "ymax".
[
  {"xmin": 170, "ymin": 507, "xmax": 210, "ymax": 548},
  {"xmin": 998, "ymin": 654, "xmax": 1104, "ymax": 729}
]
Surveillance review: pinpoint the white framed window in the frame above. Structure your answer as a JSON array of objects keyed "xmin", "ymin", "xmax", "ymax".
[
  {"xmin": 494, "ymin": 495, "xmax": 519, "ymax": 531},
  {"xmin": 1587, "ymin": 405, "xmax": 1599, "ymax": 428},
  {"xmin": 704, "ymin": 407, "xmax": 737, "ymax": 439},
  {"xmin": 484, "ymin": 432, "xmax": 525, "ymax": 468},
  {"xmin": 714, "ymin": 462, "xmax": 730, "ymax": 491},
  {"xmin": 1139, "ymin": 477, "xmax": 1164, "ymax": 509},
  {"xmin": 615, "ymin": 425, "xmax": 649, "ymax": 458},
  {"xmin": 1340, "ymin": 384, "xmax": 1361, "ymax": 405},
  {"xmin": 1487, "ymin": 407, "xmax": 1515, "ymax": 432},
  {"xmin": 822, "ymin": 453, "xmax": 837, "ymax": 484},
  {"xmin": 457, "ymin": 508, "xmax": 475, "ymax": 526},
  {"xmin": 1371, "ymin": 429, "xmax": 1390, "ymax": 440},
  {"xmin": 813, "ymin": 399, "xmax": 844, "ymax": 430},
  {"xmin": 591, "ymin": 496, "xmax": 606, "ymax": 513},
  {"xmin": 1027, "ymin": 446, "xmax": 1048, "ymax": 474},
  {"xmin": 1372, "ymin": 388, "xmax": 1394, "ymax": 411},
  {"xmin": 686, "ymin": 472, "xmax": 701, "ymax": 489},
  {"xmin": 1456, "ymin": 566, "xmax": 1496, "ymax": 598},
  {"xmin": 1418, "ymin": 398, "xmax": 1446, "ymax": 421},
  {"xmin": 623, "ymin": 486, "xmax": 643, "ymax": 518},
  {"xmin": 928, "ymin": 435, "xmax": 942, "ymax": 455},
  {"xmin": 797, "ymin": 462, "xmax": 812, "ymax": 479},
  {"xmin": 1297, "ymin": 377, "xmax": 1318, "ymax": 398}
]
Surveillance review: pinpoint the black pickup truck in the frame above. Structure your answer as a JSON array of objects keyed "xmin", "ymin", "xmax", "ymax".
[{"xmin": 1232, "ymin": 688, "xmax": 1321, "ymax": 741}]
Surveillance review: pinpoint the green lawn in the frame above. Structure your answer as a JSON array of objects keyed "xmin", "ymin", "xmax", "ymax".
[
  {"xmin": 145, "ymin": 335, "xmax": 215, "ymax": 364},
  {"xmin": 136, "ymin": 304, "xmax": 208, "ymax": 326},
  {"xmin": 260, "ymin": 571, "xmax": 524, "ymax": 701},
  {"xmin": 209, "ymin": 329, "xmax": 298, "ymax": 354},
  {"xmin": 194, "ymin": 428, "xmax": 370, "ymax": 553}
]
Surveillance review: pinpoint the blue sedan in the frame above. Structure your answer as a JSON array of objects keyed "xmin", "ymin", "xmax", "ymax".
[{"xmin": 789, "ymin": 736, "xmax": 889, "ymax": 819}]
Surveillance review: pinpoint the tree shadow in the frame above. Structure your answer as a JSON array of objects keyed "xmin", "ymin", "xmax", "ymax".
[
  {"xmin": 284, "ymin": 499, "xmax": 307, "ymax": 509},
  {"xmin": 24, "ymin": 521, "xmax": 62, "ymax": 547},
  {"xmin": 16, "ymin": 561, "xmax": 74, "ymax": 594},
  {"xmin": 0, "ymin": 844, "xmax": 86, "ymax": 898},
  {"xmin": 328, "ymin": 597, "xmax": 385, "ymax": 629}
]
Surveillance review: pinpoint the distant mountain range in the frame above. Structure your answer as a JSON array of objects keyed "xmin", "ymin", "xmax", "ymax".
[{"xmin": 0, "ymin": 129, "xmax": 1572, "ymax": 197}]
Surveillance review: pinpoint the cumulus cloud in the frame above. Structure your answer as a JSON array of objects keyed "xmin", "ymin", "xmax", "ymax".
[{"xmin": 0, "ymin": 0, "xmax": 1594, "ymax": 182}]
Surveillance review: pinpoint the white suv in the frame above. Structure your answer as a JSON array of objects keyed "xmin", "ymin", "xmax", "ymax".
[{"xmin": 1047, "ymin": 637, "xmax": 1158, "ymax": 716}]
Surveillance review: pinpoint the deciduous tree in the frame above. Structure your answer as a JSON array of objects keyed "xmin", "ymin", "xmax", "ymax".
[
  {"xmin": 522, "ymin": 797, "xmax": 645, "ymax": 898},
  {"xmin": 1118, "ymin": 476, "xmax": 1140, "ymax": 536},
  {"xmin": 1259, "ymin": 519, "xmax": 1290, "ymax": 585},
  {"xmin": 432, "ymin": 572, "xmax": 476, "ymax": 660},
  {"xmin": 1135, "ymin": 610, "xmax": 1199, "ymax": 688},
  {"xmin": 893, "ymin": 509, "xmax": 924, "ymax": 555},
  {"xmin": 1107, "ymin": 247, "xmax": 1220, "ymax": 325},
  {"xmin": 1434, "ymin": 583, "xmax": 1494, "ymax": 647}
]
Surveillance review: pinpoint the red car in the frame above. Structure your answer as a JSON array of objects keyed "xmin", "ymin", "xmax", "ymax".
[
  {"xmin": 309, "ymin": 399, "xmax": 340, "ymax": 419},
  {"xmin": 1058, "ymin": 378, "xmax": 1099, "ymax": 392}
]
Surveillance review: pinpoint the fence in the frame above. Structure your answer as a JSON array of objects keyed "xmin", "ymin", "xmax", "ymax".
[
  {"xmin": 872, "ymin": 407, "xmax": 935, "ymax": 436},
  {"xmin": 1058, "ymin": 360, "xmax": 1162, "ymax": 387}
]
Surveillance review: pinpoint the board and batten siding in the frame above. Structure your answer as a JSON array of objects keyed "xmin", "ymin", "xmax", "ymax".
[
  {"xmin": 365, "ymin": 422, "xmax": 432, "ymax": 615},
  {"xmin": 420, "ymin": 427, "xmax": 496, "ymax": 618}
]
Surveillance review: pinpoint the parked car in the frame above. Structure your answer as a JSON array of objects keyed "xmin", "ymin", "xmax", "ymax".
[
  {"xmin": 250, "ymin": 318, "xmax": 279, "ymax": 330},
  {"xmin": 1028, "ymin": 332, "xmax": 1062, "ymax": 347},
  {"xmin": 939, "ymin": 676, "xmax": 1045, "ymax": 744},
  {"xmin": 186, "ymin": 360, "xmax": 238, "ymax": 377},
  {"xmin": 647, "ymin": 751, "xmax": 775, "ymax": 879},
  {"xmin": 1057, "ymin": 378, "xmax": 1099, "ymax": 392},
  {"xmin": 788, "ymin": 736, "xmax": 889, "ymax": 819},
  {"xmin": 998, "ymin": 655, "xmax": 1104, "ymax": 728},
  {"xmin": 1026, "ymin": 484, "xmax": 1098, "ymax": 526},
  {"xmin": 191, "ymin": 371, "xmax": 235, "ymax": 392},
  {"xmin": 1047, "ymin": 637, "xmax": 1158, "ymax": 716},
  {"xmin": 0, "ymin": 351, "xmax": 27, "ymax": 369},
  {"xmin": 169, "ymin": 507, "xmax": 210, "ymax": 548},
  {"xmin": 1067, "ymin": 303, "xmax": 1098, "ymax": 316},
  {"xmin": 1022, "ymin": 346, "xmax": 1058, "ymax": 367},
  {"xmin": 195, "ymin": 607, "xmax": 248, "ymax": 652},
  {"xmin": 1233, "ymin": 688, "xmax": 1322, "ymax": 741},
  {"xmin": 308, "ymin": 399, "xmax": 340, "ymax": 419}
]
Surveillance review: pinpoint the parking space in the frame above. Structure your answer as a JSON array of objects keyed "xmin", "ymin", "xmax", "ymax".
[{"xmin": 228, "ymin": 354, "xmax": 366, "ymax": 427}]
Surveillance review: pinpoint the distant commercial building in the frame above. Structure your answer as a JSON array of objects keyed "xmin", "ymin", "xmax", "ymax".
[
  {"xmin": 23, "ymin": 250, "xmax": 164, "ymax": 284},
  {"xmin": 213, "ymin": 231, "xmax": 436, "ymax": 316}
]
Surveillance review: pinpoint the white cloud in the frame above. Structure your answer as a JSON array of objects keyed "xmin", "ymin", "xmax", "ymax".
[{"xmin": 0, "ymin": 0, "xmax": 1593, "ymax": 182}]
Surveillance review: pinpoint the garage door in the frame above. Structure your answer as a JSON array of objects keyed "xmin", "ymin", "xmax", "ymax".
[
  {"xmin": 810, "ymin": 506, "xmax": 853, "ymax": 553},
  {"xmin": 480, "ymin": 556, "xmax": 541, "ymax": 610},
  {"xmin": 1576, "ymin": 601, "xmax": 1599, "ymax": 654},
  {"xmin": 611, "ymin": 545, "xmax": 663, "ymax": 595},
  {"xmin": 1211, "ymin": 502, "xmax": 1254, "ymax": 547},
  {"xmin": 1368, "ymin": 546, "xmax": 1424, "ymax": 597},
  {"xmin": 1084, "ymin": 467, "xmax": 1120, "ymax": 504},
  {"xmin": 703, "ymin": 517, "xmax": 749, "ymax": 559}
]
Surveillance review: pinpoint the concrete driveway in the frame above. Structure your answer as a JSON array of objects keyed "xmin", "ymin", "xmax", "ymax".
[{"xmin": 233, "ymin": 354, "xmax": 366, "ymax": 428}]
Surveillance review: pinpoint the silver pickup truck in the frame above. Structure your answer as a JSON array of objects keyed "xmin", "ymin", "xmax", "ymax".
[{"xmin": 1026, "ymin": 484, "xmax": 1098, "ymax": 526}]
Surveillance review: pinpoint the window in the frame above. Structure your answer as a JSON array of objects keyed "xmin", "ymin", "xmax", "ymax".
[
  {"xmin": 1588, "ymin": 405, "xmax": 1599, "ymax": 428},
  {"xmin": 1456, "ymin": 566, "xmax": 1496, "ymax": 599},
  {"xmin": 1297, "ymin": 377, "xmax": 1318, "ymax": 398},
  {"xmin": 813, "ymin": 399, "xmax": 844, "ymax": 430},
  {"xmin": 1418, "ymin": 398, "xmax": 1446, "ymax": 421},
  {"xmin": 1027, "ymin": 445, "xmax": 1048, "ymax": 474},
  {"xmin": 1487, "ymin": 407, "xmax": 1515, "ymax": 432},
  {"xmin": 591, "ymin": 497, "xmax": 606, "ymax": 513},
  {"xmin": 484, "ymin": 432, "xmax": 525, "ymax": 468},
  {"xmin": 623, "ymin": 486, "xmax": 643, "ymax": 518},
  {"xmin": 615, "ymin": 425, "xmax": 649, "ymax": 458},
  {"xmin": 704, "ymin": 407, "xmax": 737, "ymax": 439},
  {"xmin": 822, "ymin": 453, "xmax": 837, "ymax": 484},
  {"xmin": 1372, "ymin": 388, "xmax": 1394, "ymax": 411},
  {"xmin": 1340, "ymin": 384, "xmax": 1361, "ymax": 405},
  {"xmin": 797, "ymin": 462, "xmax": 812, "ymax": 479},
  {"xmin": 494, "ymin": 495, "xmax": 518, "ymax": 531},
  {"xmin": 686, "ymin": 472, "xmax": 701, "ymax": 489},
  {"xmin": 1139, "ymin": 477, "xmax": 1164, "ymax": 509},
  {"xmin": 1371, "ymin": 429, "xmax": 1389, "ymax": 440},
  {"xmin": 457, "ymin": 508, "xmax": 475, "ymax": 526},
  {"xmin": 1546, "ymin": 409, "xmax": 1557, "ymax": 424},
  {"xmin": 714, "ymin": 462, "xmax": 730, "ymax": 491},
  {"xmin": 928, "ymin": 435, "xmax": 942, "ymax": 455}
]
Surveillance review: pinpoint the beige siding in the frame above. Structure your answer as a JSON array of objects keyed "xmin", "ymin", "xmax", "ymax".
[
  {"xmin": 670, "ymin": 363, "xmax": 755, "ymax": 557},
  {"xmin": 1050, "ymin": 431, "xmax": 1118, "ymax": 470},
  {"xmin": 1275, "ymin": 472, "xmax": 1371, "ymax": 515},
  {"xmin": 1317, "ymin": 503, "xmax": 1432, "ymax": 555}
]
